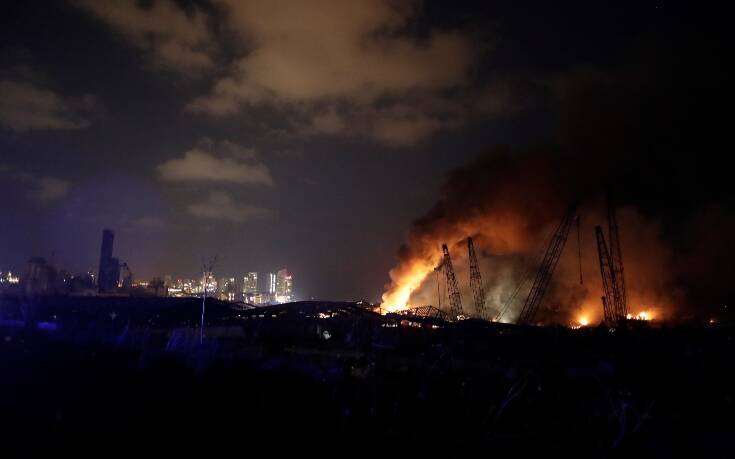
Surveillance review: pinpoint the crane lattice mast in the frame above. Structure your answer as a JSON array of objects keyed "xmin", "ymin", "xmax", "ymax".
[
  {"xmin": 441, "ymin": 244, "xmax": 464, "ymax": 320},
  {"xmin": 517, "ymin": 209, "xmax": 576, "ymax": 325},
  {"xmin": 607, "ymin": 198, "xmax": 628, "ymax": 320},
  {"xmin": 596, "ymin": 225, "xmax": 620, "ymax": 327},
  {"xmin": 467, "ymin": 237, "xmax": 487, "ymax": 319}
]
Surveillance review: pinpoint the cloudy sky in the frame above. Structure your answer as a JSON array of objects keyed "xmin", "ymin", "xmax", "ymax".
[{"xmin": 0, "ymin": 1, "xmax": 725, "ymax": 302}]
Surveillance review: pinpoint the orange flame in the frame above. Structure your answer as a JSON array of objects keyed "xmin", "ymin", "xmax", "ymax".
[{"xmin": 381, "ymin": 255, "xmax": 441, "ymax": 312}]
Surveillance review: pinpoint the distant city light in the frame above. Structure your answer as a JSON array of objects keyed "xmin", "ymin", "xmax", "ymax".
[
  {"xmin": 0, "ymin": 271, "xmax": 20, "ymax": 284},
  {"xmin": 162, "ymin": 269, "xmax": 294, "ymax": 305},
  {"xmin": 2, "ymin": 253, "xmax": 294, "ymax": 305}
]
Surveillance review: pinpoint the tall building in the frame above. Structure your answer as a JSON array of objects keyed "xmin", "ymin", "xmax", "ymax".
[
  {"xmin": 252, "ymin": 292, "xmax": 269, "ymax": 305},
  {"xmin": 242, "ymin": 271, "xmax": 258, "ymax": 303},
  {"xmin": 244, "ymin": 272, "xmax": 258, "ymax": 294},
  {"xmin": 218, "ymin": 277, "xmax": 236, "ymax": 302},
  {"xmin": 201, "ymin": 272, "xmax": 217, "ymax": 295},
  {"xmin": 24, "ymin": 257, "xmax": 56, "ymax": 295},
  {"xmin": 97, "ymin": 229, "xmax": 120, "ymax": 292},
  {"xmin": 218, "ymin": 277, "xmax": 228, "ymax": 294},
  {"xmin": 100, "ymin": 229, "xmax": 113, "ymax": 262},
  {"xmin": 268, "ymin": 272, "xmax": 276, "ymax": 295},
  {"xmin": 275, "ymin": 269, "xmax": 294, "ymax": 303}
]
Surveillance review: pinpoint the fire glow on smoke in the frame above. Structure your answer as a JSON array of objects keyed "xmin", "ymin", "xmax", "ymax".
[
  {"xmin": 380, "ymin": 203, "xmax": 675, "ymax": 323},
  {"xmin": 379, "ymin": 151, "xmax": 684, "ymax": 324}
]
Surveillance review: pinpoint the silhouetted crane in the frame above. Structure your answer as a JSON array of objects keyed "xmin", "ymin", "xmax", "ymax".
[
  {"xmin": 594, "ymin": 196, "xmax": 628, "ymax": 326},
  {"xmin": 441, "ymin": 243, "xmax": 464, "ymax": 319},
  {"xmin": 434, "ymin": 260, "xmax": 443, "ymax": 311},
  {"xmin": 467, "ymin": 237, "xmax": 487, "ymax": 319},
  {"xmin": 607, "ymin": 197, "xmax": 628, "ymax": 319},
  {"xmin": 596, "ymin": 225, "xmax": 620, "ymax": 327},
  {"xmin": 517, "ymin": 209, "xmax": 576, "ymax": 325}
]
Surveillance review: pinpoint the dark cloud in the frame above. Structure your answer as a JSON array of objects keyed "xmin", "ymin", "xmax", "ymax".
[
  {"xmin": 73, "ymin": 0, "xmax": 216, "ymax": 72},
  {"xmin": 190, "ymin": 0, "xmax": 473, "ymax": 108},
  {"xmin": 73, "ymin": 0, "xmax": 524, "ymax": 146},
  {"xmin": 131, "ymin": 215, "xmax": 167, "ymax": 229},
  {"xmin": 157, "ymin": 140, "xmax": 273, "ymax": 186},
  {"xmin": 0, "ymin": 79, "xmax": 97, "ymax": 131},
  {"xmin": 187, "ymin": 191, "xmax": 273, "ymax": 222},
  {"xmin": 0, "ymin": 165, "xmax": 70, "ymax": 202}
]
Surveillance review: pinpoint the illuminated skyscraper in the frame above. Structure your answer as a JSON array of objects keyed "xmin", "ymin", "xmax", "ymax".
[
  {"xmin": 268, "ymin": 272, "xmax": 276, "ymax": 295},
  {"xmin": 244, "ymin": 272, "xmax": 258, "ymax": 294},
  {"xmin": 219, "ymin": 277, "xmax": 236, "ymax": 302},
  {"xmin": 275, "ymin": 269, "xmax": 293, "ymax": 303},
  {"xmin": 201, "ymin": 272, "xmax": 217, "ymax": 295}
]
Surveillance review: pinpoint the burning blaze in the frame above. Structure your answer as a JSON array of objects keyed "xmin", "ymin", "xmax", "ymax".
[
  {"xmin": 380, "ymin": 211, "xmax": 546, "ymax": 314},
  {"xmin": 381, "ymin": 254, "xmax": 441, "ymax": 312},
  {"xmin": 569, "ymin": 315, "xmax": 590, "ymax": 329},
  {"xmin": 626, "ymin": 310, "xmax": 654, "ymax": 321},
  {"xmin": 380, "ymin": 149, "xmax": 681, "ymax": 324},
  {"xmin": 379, "ymin": 215, "xmax": 535, "ymax": 314},
  {"xmin": 380, "ymin": 151, "xmax": 580, "ymax": 318},
  {"xmin": 570, "ymin": 303, "xmax": 598, "ymax": 328}
]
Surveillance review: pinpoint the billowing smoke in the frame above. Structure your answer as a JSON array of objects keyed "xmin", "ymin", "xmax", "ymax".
[
  {"xmin": 381, "ymin": 149, "xmax": 570, "ymax": 312},
  {"xmin": 381, "ymin": 148, "xmax": 681, "ymax": 324},
  {"xmin": 382, "ymin": 28, "xmax": 733, "ymax": 323}
]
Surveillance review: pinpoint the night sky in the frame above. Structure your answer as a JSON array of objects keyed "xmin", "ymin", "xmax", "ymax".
[{"xmin": 0, "ymin": 1, "xmax": 728, "ymax": 304}]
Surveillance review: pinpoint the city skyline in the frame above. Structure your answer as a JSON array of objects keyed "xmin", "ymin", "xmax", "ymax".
[
  {"xmin": 0, "ymin": 228, "xmax": 305, "ymax": 300},
  {"xmin": 1, "ymin": 262, "xmax": 300, "ymax": 304},
  {"xmin": 1, "ymin": 227, "xmax": 299, "ymax": 303},
  {"xmin": 1, "ymin": 1, "xmax": 732, "ymax": 452},
  {"xmin": 1, "ymin": 1, "xmax": 731, "ymax": 309}
]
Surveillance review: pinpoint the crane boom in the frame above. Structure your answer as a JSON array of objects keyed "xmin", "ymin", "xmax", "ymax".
[
  {"xmin": 607, "ymin": 198, "xmax": 628, "ymax": 320},
  {"xmin": 467, "ymin": 237, "xmax": 487, "ymax": 319},
  {"xmin": 596, "ymin": 225, "xmax": 620, "ymax": 327},
  {"xmin": 441, "ymin": 243, "xmax": 464, "ymax": 320},
  {"xmin": 517, "ymin": 209, "xmax": 576, "ymax": 325}
]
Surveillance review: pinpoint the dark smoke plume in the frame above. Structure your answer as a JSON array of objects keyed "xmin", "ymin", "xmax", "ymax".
[{"xmin": 383, "ymin": 20, "xmax": 732, "ymax": 322}]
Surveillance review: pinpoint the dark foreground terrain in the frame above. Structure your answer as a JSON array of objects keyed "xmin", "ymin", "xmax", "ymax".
[{"xmin": 1, "ymin": 295, "xmax": 733, "ymax": 455}]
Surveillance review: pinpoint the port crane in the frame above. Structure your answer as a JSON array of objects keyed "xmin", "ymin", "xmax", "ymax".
[
  {"xmin": 516, "ymin": 209, "xmax": 577, "ymax": 325},
  {"xmin": 595, "ymin": 198, "xmax": 628, "ymax": 325},
  {"xmin": 467, "ymin": 237, "xmax": 487, "ymax": 319},
  {"xmin": 596, "ymin": 226, "xmax": 620, "ymax": 326},
  {"xmin": 441, "ymin": 243, "xmax": 465, "ymax": 319}
]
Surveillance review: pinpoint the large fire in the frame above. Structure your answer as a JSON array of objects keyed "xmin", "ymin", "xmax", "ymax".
[
  {"xmin": 380, "ymin": 204, "xmax": 675, "ymax": 323},
  {"xmin": 626, "ymin": 310, "xmax": 654, "ymax": 321},
  {"xmin": 380, "ymin": 212, "xmax": 541, "ymax": 314},
  {"xmin": 381, "ymin": 256, "xmax": 440, "ymax": 312},
  {"xmin": 379, "ymin": 151, "xmax": 681, "ymax": 324},
  {"xmin": 567, "ymin": 308, "xmax": 656, "ymax": 329}
]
